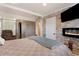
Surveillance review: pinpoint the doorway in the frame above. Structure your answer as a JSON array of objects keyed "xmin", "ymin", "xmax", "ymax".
[{"xmin": 16, "ymin": 20, "xmax": 35, "ymax": 38}]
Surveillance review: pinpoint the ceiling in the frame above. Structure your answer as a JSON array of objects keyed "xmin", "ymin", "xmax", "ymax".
[{"xmin": 0, "ymin": 3, "xmax": 77, "ymax": 19}]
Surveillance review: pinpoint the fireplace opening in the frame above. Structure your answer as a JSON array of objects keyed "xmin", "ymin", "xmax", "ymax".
[{"xmin": 62, "ymin": 28, "xmax": 79, "ymax": 38}]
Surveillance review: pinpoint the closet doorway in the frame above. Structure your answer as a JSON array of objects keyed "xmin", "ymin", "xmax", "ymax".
[{"xmin": 16, "ymin": 20, "xmax": 35, "ymax": 38}]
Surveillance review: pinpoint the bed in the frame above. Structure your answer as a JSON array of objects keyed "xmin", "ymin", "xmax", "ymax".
[{"xmin": 0, "ymin": 36, "xmax": 73, "ymax": 56}]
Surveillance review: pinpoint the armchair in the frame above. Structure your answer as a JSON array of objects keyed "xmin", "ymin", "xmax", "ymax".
[{"xmin": 1, "ymin": 30, "xmax": 16, "ymax": 40}]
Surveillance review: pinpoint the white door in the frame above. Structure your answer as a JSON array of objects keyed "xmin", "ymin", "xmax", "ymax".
[{"xmin": 46, "ymin": 17, "xmax": 56, "ymax": 40}]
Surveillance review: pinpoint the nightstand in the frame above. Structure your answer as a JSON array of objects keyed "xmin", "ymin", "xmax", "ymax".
[{"xmin": 68, "ymin": 40, "xmax": 73, "ymax": 51}]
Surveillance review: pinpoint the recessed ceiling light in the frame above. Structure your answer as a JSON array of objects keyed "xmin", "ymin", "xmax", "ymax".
[{"xmin": 43, "ymin": 3, "xmax": 47, "ymax": 6}]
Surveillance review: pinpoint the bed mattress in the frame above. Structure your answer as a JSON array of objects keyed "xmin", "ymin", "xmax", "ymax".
[
  {"xmin": 0, "ymin": 38, "xmax": 51, "ymax": 56},
  {"xmin": 0, "ymin": 36, "xmax": 73, "ymax": 56}
]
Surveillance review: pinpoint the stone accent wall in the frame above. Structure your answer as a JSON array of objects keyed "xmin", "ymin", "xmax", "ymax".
[
  {"xmin": 56, "ymin": 14, "xmax": 61, "ymax": 34},
  {"xmin": 36, "ymin": 17, "xmax": 46, "ymax": 37},
  {"xmin": 56, "ymin": 14, "xmax": 79, "ymax": 48},
  {"xmin": 42, "ymin": 17, "xmax": 46, "ymax": 37},
  {"xmin": 36, "ymin": 17, "xmax": 41, "ymax": 36},
  {"xmin": 56, "ymin": 14, "xmax": 66, "ymax": 43},
  {"xmin": 61, "ymin": 19, "xmax": 79, "ymax": 47},
  {"xmin": 62, "ymin": 19, "xmax": 79, "ymax": 28}
]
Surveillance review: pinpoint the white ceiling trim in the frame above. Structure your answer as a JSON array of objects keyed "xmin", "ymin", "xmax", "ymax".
[
  {"xmin": 0, "ymin": 11, "xmax": 35, "ymax": 21},
  {"xmin": 0, "ymin": 4, "xmax": 43, "ymax": 17},
  {"xmin": 0, "ymin": 3, "xmax": 77, "ymax": 18}
]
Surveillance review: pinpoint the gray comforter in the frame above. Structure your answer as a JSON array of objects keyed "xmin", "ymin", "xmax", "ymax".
[{"xmin": 29, "ymin": 36, "xmax": 62, "ymax": 49}]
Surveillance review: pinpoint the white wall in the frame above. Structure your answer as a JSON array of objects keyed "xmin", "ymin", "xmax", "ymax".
[
  {"xmin": 0, "ymin": 11, "xmax": 36, "ymax": 36},
  {"xmin": 2, "ymin": 20, "xmax": 16, "ymax": 35},
  {"xmin": 46, "ymin": 17, "xmax": 56, "ymax": 40}
]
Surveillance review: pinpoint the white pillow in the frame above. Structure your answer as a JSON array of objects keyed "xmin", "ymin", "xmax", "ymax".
[{"xmin": 0, "ymin": 37, "xmax": 5, "ymax": 46}]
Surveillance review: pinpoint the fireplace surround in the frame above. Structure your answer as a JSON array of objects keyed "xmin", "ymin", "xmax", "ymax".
[{"xmin": 62, "ymin": 28, "xmax": 79, "ymax": 38}]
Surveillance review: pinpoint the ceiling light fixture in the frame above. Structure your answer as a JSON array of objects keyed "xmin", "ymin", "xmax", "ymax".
[{"xmin": 43, "ymin": 3, "xmax": 47, "ymax": 6}]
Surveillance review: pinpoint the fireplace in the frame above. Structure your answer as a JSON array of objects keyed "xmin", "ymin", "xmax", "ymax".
[{"xmin": 62, "ymin": 28, "xmax": 79, "ymax": 38}]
